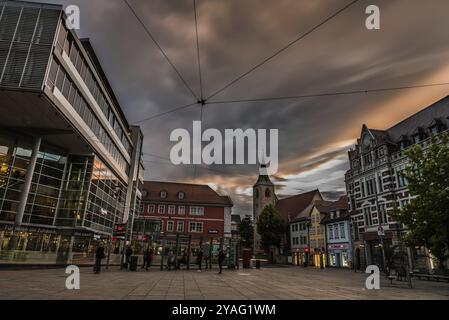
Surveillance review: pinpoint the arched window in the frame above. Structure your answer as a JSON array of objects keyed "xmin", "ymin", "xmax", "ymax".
[
  {"xmin": 160, "ymin": 190, "xmax": 167, "ymax": 199},
  {"xmin": 177, "ymin": 191, "xmax": 185, "ymax": 200},
  {"xmin": 265, "ymin": 188, "xmax": 271, "ymax": 198}
]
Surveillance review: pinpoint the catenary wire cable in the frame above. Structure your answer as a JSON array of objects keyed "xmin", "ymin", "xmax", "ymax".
[
  {"xmin": 205, "ymin": 81, "xmax": 449, "ymax": 105},
  {"xmin": 123, "ymin": 0, "xmax": 199, "ymax": 101},
  {"xmin": 205, "ymin": 0, "xmax": 361, "ymax": 101},
  {"xmin": 131, "ymin": 102, "xmax": 198, "ymax": 124},
  {"xmin": 193, "ymin": 0, "xmax": 204, "ymax": 100}
]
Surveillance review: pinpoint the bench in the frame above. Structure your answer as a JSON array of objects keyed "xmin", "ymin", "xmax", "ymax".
[{"xmin": 412, "ymin": 273, "xmax": 449, "ymax": 283}]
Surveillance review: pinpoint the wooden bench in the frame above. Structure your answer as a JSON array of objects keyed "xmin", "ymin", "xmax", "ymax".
[{"xmin": 412, "ymin": 273, "xmax": 449, "ymax": 283}]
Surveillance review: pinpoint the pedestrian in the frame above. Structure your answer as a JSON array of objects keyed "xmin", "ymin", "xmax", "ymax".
[
  {"xmin": 125, "ymin": 245, "xmax": 133, "ymax": 270},
  {"xmin": 177, "ymin": 252, "xmax": 188, "ymax": 269},
  {"xmin": 204, "ymin": 254, "xmax": 209, "ymax": 270},
  {"xmin": 146, "ymin": 248, "xmax": 155, "ymax": 271},
  {"xmin": 167, "ymin": 250, "xmax": 175, "ymax": 271},
  {"xmin": 197, "ymin": 249, "xmax": 203, "ymax": 271},
  {"xmin": 142, "ymin": 247, "xmax": 149, "ymax": 269},
  {"xmin": 94, "ymin": 244, "xmax": 106, "ymax": 274},
  {"xmin": 218, "ymin": 249, "xmax": 225, "ymax": 274}
]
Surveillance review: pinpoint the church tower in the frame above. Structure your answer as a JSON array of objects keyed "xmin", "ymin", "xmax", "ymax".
[{"xmin": 253, "ymin": 164, "xmax": 276, "ymax": 251}]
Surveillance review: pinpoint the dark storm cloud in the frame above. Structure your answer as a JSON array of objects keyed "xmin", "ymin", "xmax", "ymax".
[{"xmin": 36, "ymin": 0, "xmax": 449, "ymax": 215}]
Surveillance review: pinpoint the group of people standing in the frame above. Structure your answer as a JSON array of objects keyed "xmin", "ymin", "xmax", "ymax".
[
  {"xmin": 196, "ymin": 249, "xmax": 226, "ymax": 274},
  {"xmin": 94, "ymin": 244, "xmax": 227, "ymax": 274}
]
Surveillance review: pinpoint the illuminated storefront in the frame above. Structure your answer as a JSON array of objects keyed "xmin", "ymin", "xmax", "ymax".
[{"xmin": 0, "ymin": 1, "xmax": 144, "ymax": 265}]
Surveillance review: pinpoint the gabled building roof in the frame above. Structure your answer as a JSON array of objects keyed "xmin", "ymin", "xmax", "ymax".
[
  {"xmin": 142, "ymin": 181, "xmax": 233, "ymax": 206},
  {"xmin": 275, "ymin": 189, "xmax": 322, "ymax": 222}
]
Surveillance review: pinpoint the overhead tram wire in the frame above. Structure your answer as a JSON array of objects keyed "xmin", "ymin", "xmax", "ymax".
[
  {"xmin": 204, "ymin": 0, "xmax": 361, "ymax": 101},
  {"xmin": 131, "ymin": 102, "xmax": 198, "ymax": 125},
  {"xmin": 205, "ymin": 81, "xmax": 449, "ymax": 105},
  {"xmin": 193, "ymin": 0, "xmax": 204, "ymax": 102},
  {"xmin": 123, "ymin": 0, "xmax": 199, "ymax": 101}
]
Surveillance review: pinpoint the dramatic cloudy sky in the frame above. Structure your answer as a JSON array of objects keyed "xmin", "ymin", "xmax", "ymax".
[{"xmin": 36, "ymin": 0, "xmax": 449, "ymax": 216}]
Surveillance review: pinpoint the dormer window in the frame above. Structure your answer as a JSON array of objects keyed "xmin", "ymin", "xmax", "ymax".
[
  {"xmin": 411, "ymin": 127, "xmax": 426, "ymax": 145},
  {"xmin": 412, "ymin": 134, "xmax": 421, "ymax": 144},
  {"xmin": 429, "ymin": 125, "xmax": 439, "ymax": 135},
  {"xmin": 428, "ymin": 118, "xmax": 444, "ymax": 136},
  {"xmin": 160, "ymin": 191, "xmax": 167, "ymax": 199},
  {"xmin": 177, "ymin": 191, "xmax": 185, "ymax": 200}
]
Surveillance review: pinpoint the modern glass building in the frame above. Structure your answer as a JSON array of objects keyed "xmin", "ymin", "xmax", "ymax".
[{"xmin": 0, "ymin": 0, "xmax": 144, "ymax": 265}]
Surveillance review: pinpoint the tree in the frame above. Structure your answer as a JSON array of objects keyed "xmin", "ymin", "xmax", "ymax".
[
  {"xmin": 238, "ymin": 216, "xmax": 254, "ymax": 248},
  {"xmin": 256, "ymin": 204, "xmax": 285, "ymax": 249},
  {"xmin": 390, "ymin": 132, "xmax": 449, "ymax": 269}
]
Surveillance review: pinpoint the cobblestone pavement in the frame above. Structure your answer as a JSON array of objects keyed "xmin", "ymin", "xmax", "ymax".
[{"xmin": 0, "ymin": 266, "xmax": 448, "ymax": 300}]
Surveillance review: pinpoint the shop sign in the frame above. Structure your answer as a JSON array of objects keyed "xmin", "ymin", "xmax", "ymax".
[
  {"xmin": 328, "ymin": 244, "xmax": 349, "ymax": 250},
  {"xmin": 208, "ymin": 228, "xmax": 219, "ymax": 234},
  {"xmin": 113, "ymin": 223, "xmax": 126, "ymax": 237}
]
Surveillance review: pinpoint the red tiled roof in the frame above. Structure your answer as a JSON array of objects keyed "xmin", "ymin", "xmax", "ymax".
[
  {"xmin": 142, "ymin": 181, "xmax": 233, "ymax": 206},
  {"xmin": 275, "ymin": 189, "xmax": 322, "ymax": 222}
]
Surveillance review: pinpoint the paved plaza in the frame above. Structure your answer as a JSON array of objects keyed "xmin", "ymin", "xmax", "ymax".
[{"xmin": 0, "ymin": 266, "xmax": 448, "ymax": 300}]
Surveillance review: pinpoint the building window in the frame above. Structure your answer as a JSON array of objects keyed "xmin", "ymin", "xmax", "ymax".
[
  {"xmin": 148, "ymin": 204, "xmax": 155, "ymax": 214},
  {"xmin": 363, "ymin": 153, "xmax": 372, "ymax": 166},
  {"xmin": 396, "ymin": 165, "xmax": 407, "ymax": 188},
  {"xmin": 160, "ymin": 191, "xmax": 167, "ymax": 198},
  {"xmin": 363, "ymin": 207, "xmax": 371, "ymax": 226},
  {"xmin": 177, "ymin": 191, "xmax": 185, "ymax": 200},
  {"xmin": 177, "ymin": 221, "xmax": 184, "ymax": 233},
  {"xmin": 265, "ymin": 188, "xmax": 271, "ymax": 198},
  {"xmin": 167, "ymin": 220, "xmax": 174, "ymax": 232},
  {"xmin": 412, "ymin": 134, "xmax": 420, "ymax": 144},
  {"xmin": 400, "ymin": 199, "xmax": 409, "ymax": 208},
  {"xmin": 178, "ymin": 206, "xmax": 185, "ymax": 215},
  {"xmin": 190, "ymin": 206, "xmax": 204, "ymax": 216},
  {"xmin": 429, "ymin": 125, "xmax": 440, "ymax": 135},
  {"xmin": 168, "ymin": 205, "xmax": 175, "ymax": 215},
  {"xmin": 328, "ymin": 225, "xmax": 334, "ymax": 240},
  {"xmin": 334, "ymin": 225, "xmax": 339, "ymax": 239},
  {"xmin": 339, "ymin": 223, "xmax": 345, "ymax": 239},
  {"xmin": 158, "ymin": 205, "xmax": 165, "ymax": 214},
  {"xmin": 361, "ymin": 181, "xmax": 365, "ymax": 197},
  {"xmin": 189, "ymin": 222, "xmax": 203, "ymax": 233},
  {"xmin": 378, "ymin": 175, "xmax": 383, "ymax": 192}
]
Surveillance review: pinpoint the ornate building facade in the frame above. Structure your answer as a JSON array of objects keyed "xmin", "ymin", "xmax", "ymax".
[{"xmin": 345, "ymin": 95, "xmax": 449, "ymax": 271}]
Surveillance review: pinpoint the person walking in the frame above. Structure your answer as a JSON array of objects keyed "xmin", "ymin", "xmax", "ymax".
[
  {"xmin": 142, "ymin": 248, "xmax": 149, "ymax": 269},
  {"xmin": 146, "ymin": 248, "xmax": 154, "ymax": 271},
  {"xmin": 94, "ymin": 244, "xmax": 106, "ymax": 274},
  {"xmin": 218, "ymin": 249, "xmax": 225, "ymax": 274},
  {"xmin": 125, "ymin": 245, "xmax": 133, "ymax": 270},
  {"xmin": 204, "ymin": 254, "xmax": 209, "ymax": 270},
  {"xmin": 197, "ymin": 249, "xmax": 203, "ymax": 271}
]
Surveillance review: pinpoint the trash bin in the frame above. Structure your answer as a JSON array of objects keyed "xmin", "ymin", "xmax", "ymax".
[
  {"xmin": 129, "ymin": 256, "xmax": 138, "ymax": 271},
  {"xmin": 256, "ymin": 259, "xmax": 261, "ymax": 269}
]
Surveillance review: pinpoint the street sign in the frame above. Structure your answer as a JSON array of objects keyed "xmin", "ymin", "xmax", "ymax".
[{"xmin": 377, "ymin": 225, "xmax": 385, "ymax": 236}]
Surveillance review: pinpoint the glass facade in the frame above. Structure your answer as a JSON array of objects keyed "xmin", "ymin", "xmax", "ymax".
[
  {"xmin": 0, "ymin": 131, "xmax": 66, "ymax": 225},
  {"xmin": 0, "ymin": 1, "xmax": 144, "ymax": 266}
]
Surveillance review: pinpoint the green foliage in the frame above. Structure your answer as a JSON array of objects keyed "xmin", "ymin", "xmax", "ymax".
[
  {"xmin": 256, "ymin": 204, "xmax": 285, "ymax": 249},
  {"xmin": 390, "ymin": 132, "xmax": 449, "ymax": 269},
  {"xmin": 238, "ymin": 216, "xmax": 254, "ymax": 248}
]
